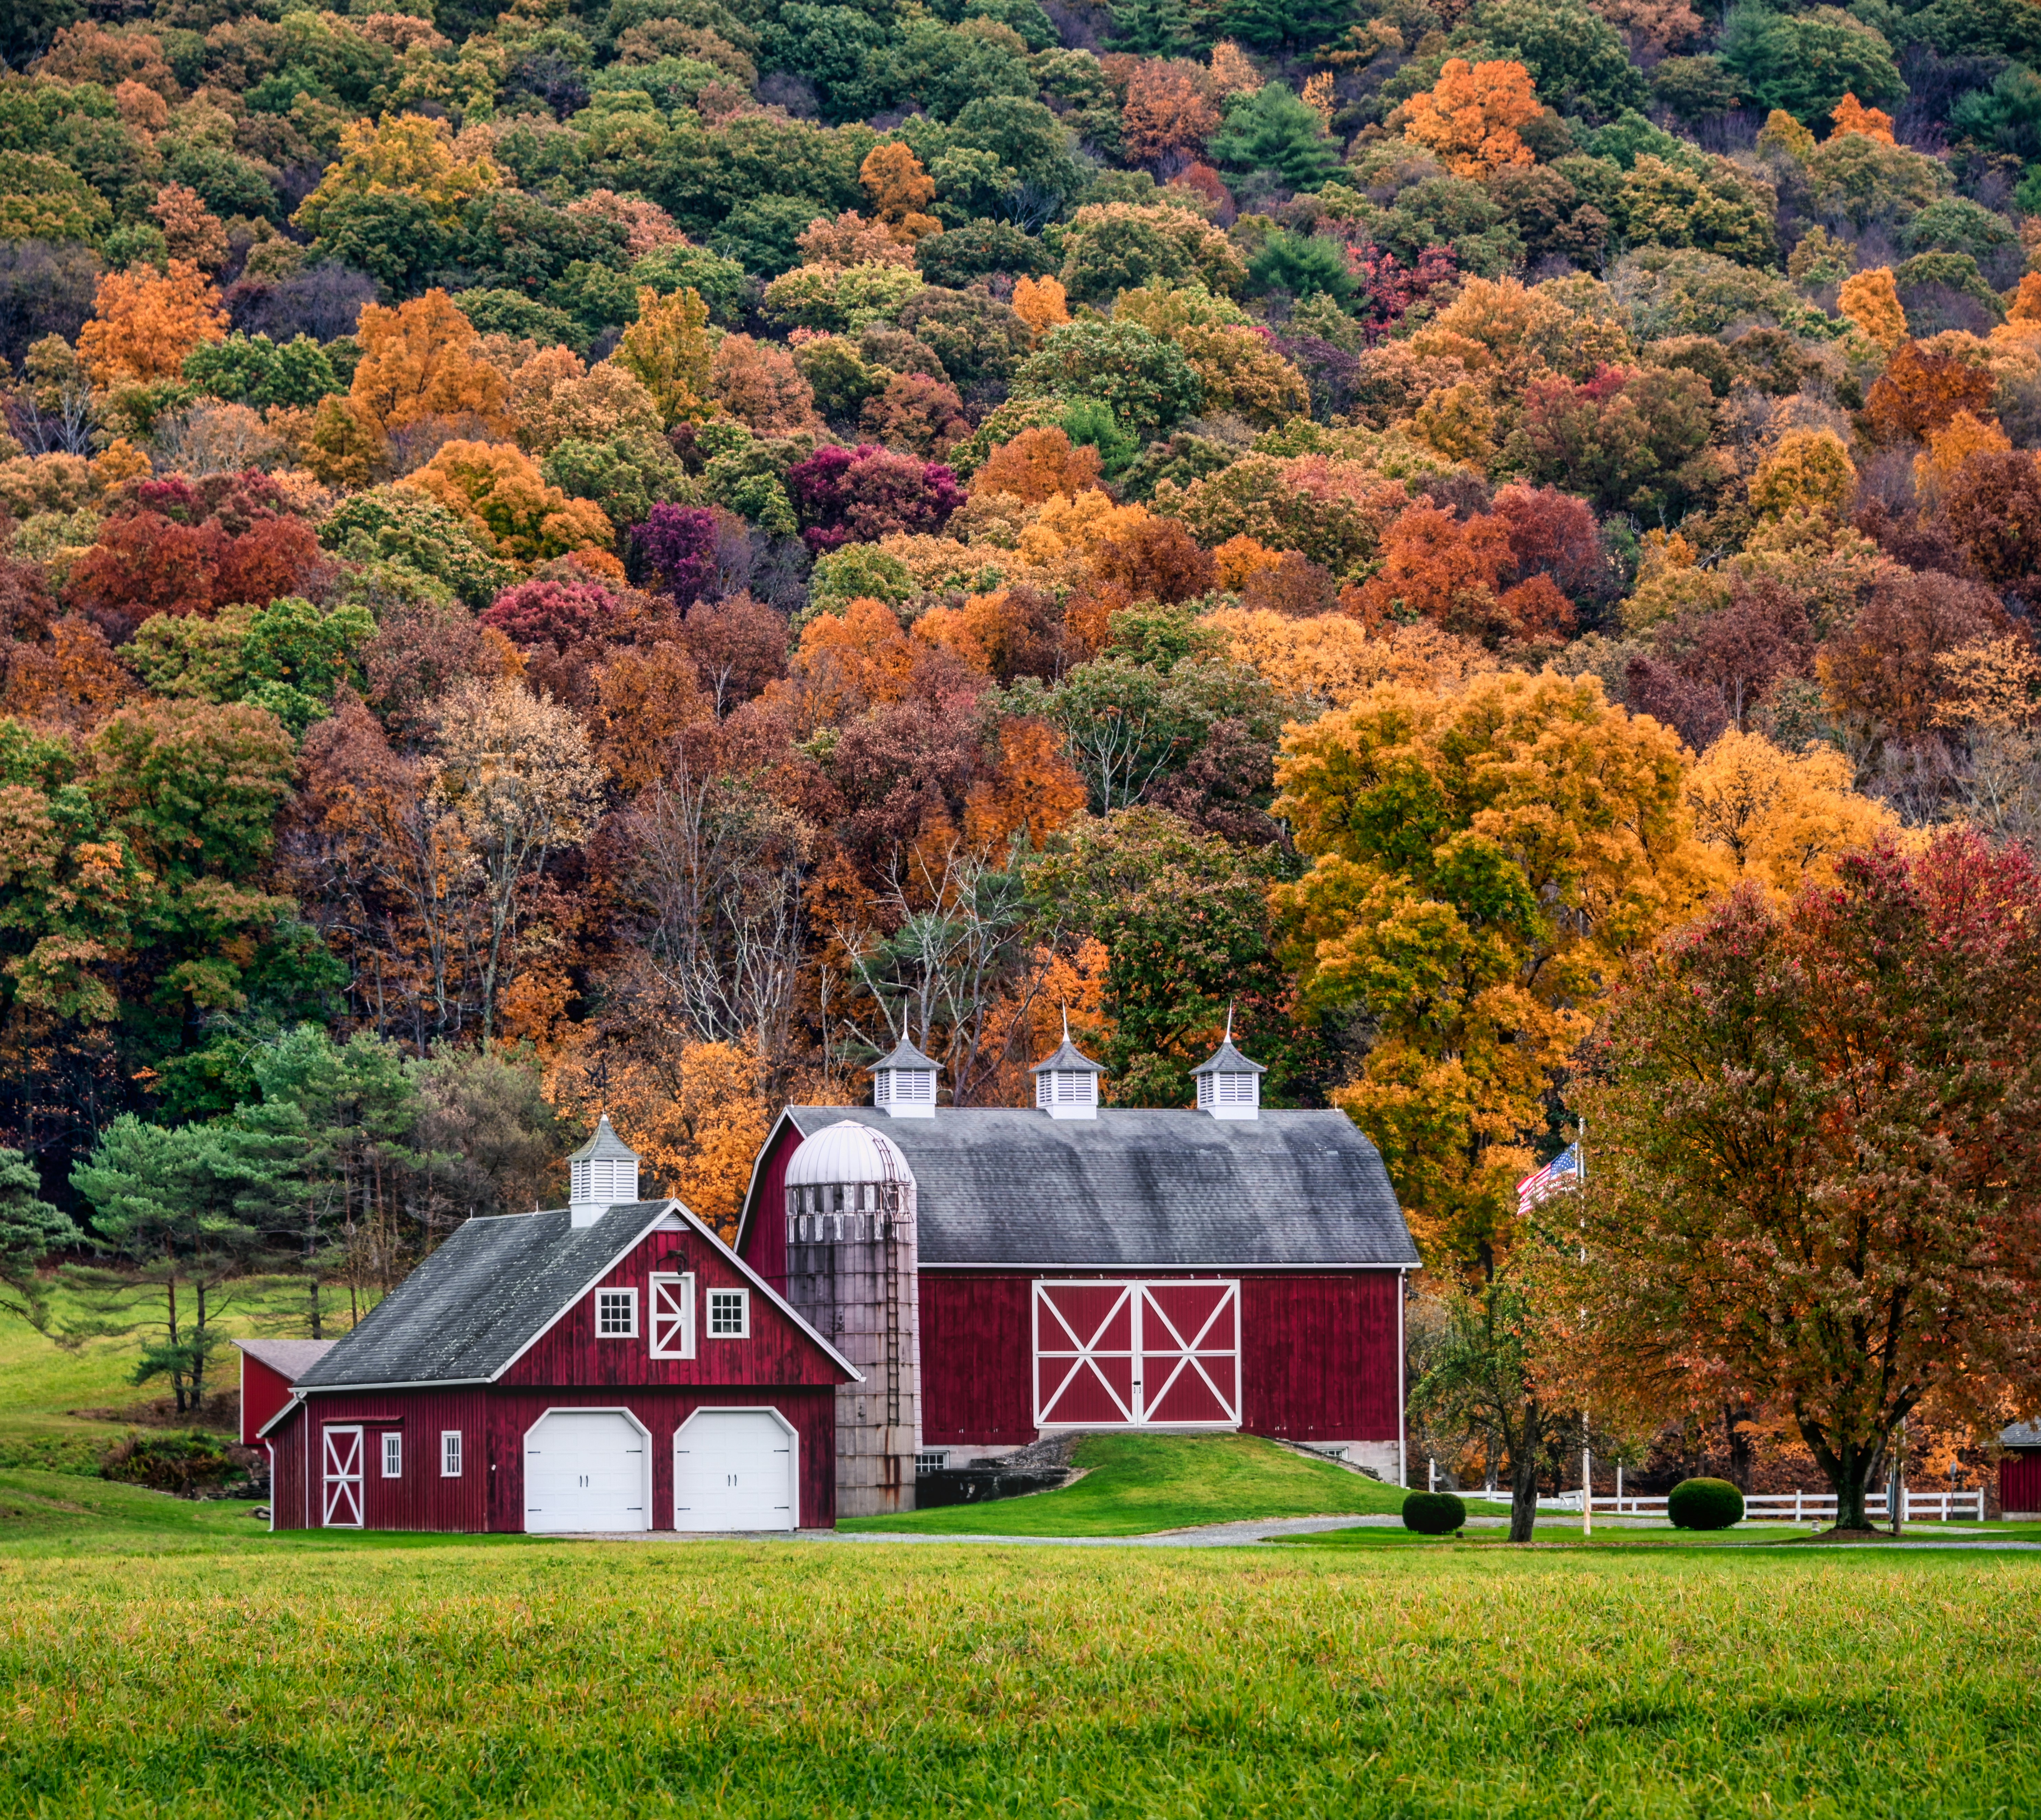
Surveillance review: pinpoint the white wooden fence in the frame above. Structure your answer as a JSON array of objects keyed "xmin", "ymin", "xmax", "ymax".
[
  {"xmin": 1589, "ymin": 1488, "xmax": 1986, "ymax": 1522},
  {"xmin": 1464, "ymin": 1487, "xmax": 1986, "ymax": 1521}
]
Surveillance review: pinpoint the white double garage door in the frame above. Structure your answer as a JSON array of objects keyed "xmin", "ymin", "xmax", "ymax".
[{"xmin": 524, "ymin": 1407, "xmax": 796, "ymax": 1533}]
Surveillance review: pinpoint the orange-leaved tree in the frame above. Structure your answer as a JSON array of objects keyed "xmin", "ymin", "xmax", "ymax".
[
  {"xmin": 1862, "ymin": 340, "xmax": 1996, "ymax": 443},
  {"xmin": 1121, "ymin": 60, "xmax": 1220, "ymax": 165},
  {"xmin": 1827, "ymin": 92, "xmax": 1895, "ymax": 142},
  {"xmin": 860, "ymin": 142, "xmax": 941, "ymax": 242},
  {"xmin": 1401, "ymin": 58, "xmax": 1540, "ymax": 179},
  {"xmin": 399, "ymin": 442, "xmax": 614, "ymax": 568},
  {"xmin": 970, "ymin": 427, "xmax": 1103, "ymax": 503},
  {"xmin": 76, "ymin": 259, "xmax": 227, "ymax": 384}
]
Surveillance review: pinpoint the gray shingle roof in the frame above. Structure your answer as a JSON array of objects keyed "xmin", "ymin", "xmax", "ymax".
[
  {"xmin": 760, "ymin": 1107, "xmax": 1418, "ymax": 1268},
  {"xmin": 233, "ymin": 1338, "xmax": 337, "ymax": 1379},
  {"xmin": 2003, "ymin": 1421, "xmax": 2041, "ymax": 1449},
  {"xmin": 295, "ymin": 1202, "xmax": 671, "ymax": 1390}
]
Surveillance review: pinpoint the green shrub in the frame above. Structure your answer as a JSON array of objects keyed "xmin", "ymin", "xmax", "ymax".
[
  {"xmin": 1402, "ymin": 1490, "xmax": 1468, "ymax": 1535},
  {"xmin": 101, "ymin": 1430, "xmax": 257, "ymax": 1497},
  {"xmin": 1668, "ymin": 1476, "xmax": 1745, "ymax": 1530}
]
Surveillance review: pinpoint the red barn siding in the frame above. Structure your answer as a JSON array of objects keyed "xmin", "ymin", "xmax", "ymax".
[
  {"xmin": 1240, "ymin": 1273, "xmax": 1400, "ymax": 1443},
  {"xmin": 741, "ymin": 1124, "xmax": 796, "ymax": 1296},
  {"xmin": 239, "ymin": 1353, "xmax": 297, "ymax": 1446},
  {"xmin": 269, "ymin": 1385, "xmax": 836, "ymax": 1531},
  {"xmin": 917, "ymin": 1268, "xmax": 1403, "ymax": 1449},
  {"xmin": 2004, "ymin": 1452, "xmax": 2041, "ymax": 1515},
  {"xmin": 502, "ymin": 1224, "xmax": 839, "ymax": 1390},
  {"xmin": 920, "ymin": 1275, "xmax": 1036, "ymax": 1445}
]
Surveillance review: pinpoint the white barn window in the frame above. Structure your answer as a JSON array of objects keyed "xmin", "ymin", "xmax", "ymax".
[
  {"xmin": 441, "ymin": 1431, "xmax": 463, "ymax": 1477},
  {"xmin": 382, "ymin": 1432, "xmax": 403, "ymax": 1478},
  {"xmin": 707, "ymin": 1288, "xmax": 749, "ymax": 1338},
  {"xmin": 596, "ymin": 1288, "xmax": 638, "ymax": 1337}
]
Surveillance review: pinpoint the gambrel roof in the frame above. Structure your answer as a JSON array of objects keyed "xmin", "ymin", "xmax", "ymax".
[
  {"xmin": 741, "ymin": 1107, "xmax": 1419, "ymax": 1270},
  {"xmin": 290, "ymin": 1199, "xmax": 858, "ymax": 1395}
]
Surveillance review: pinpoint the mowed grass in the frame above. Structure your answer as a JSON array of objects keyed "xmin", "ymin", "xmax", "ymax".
[
  {"xmin": 839, "ymin": 1432, "xmax": 1412, "ymax": 1535},
  {"xmin": 0, "ymin": 1489, "xmax": 2036, "ymax": 1820}
]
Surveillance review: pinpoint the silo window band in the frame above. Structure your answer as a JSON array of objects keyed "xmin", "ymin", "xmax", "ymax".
[{"xmin": 707, "ymin": 1288, "xmax": 750, "ymax": 1338}]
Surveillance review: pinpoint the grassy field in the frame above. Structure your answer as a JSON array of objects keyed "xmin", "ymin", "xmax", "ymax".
[
  {"xmin": 839, "ymin": 1431, "xmax": 1412, "ymax": 1534},
  {"xmin": 0, "ymin": 1473, "xmax": 2036, "ymax": 1818},
  {"xmin": 6, "ymin": 1311, "xmax": 2037, "ymax": 1816},
  {"xmin": 0, "ymin": 1287, "xmax": 365, "ymax": 1473}
]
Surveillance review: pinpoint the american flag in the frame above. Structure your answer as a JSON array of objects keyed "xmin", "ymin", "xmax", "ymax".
[{"xmin": 1517, "ymin": 1144, "xmax": 1584, "ymax": 1217}]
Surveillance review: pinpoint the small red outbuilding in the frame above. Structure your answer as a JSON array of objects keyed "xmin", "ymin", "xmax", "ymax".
[
  {"xmin": 2002, "ymin": 1420, "xmax": 2041, "ymax": 1519},
  {"xmin": 232, "ymin": 1339, "xmax": 335, "ymax": 1446},
  {"xmin": 262, "ymin": 1136, "xmax": 859, "ymax": 1535}
]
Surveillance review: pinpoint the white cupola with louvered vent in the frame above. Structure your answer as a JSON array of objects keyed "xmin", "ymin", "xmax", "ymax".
[
  {"xmin": 1191, "ymin": 1011, "xmax": 1266, "ymax": 1120},
  {"xmin": 1030, "ymin": 1013, "xmax": 1107, "ymax": 1120},
  {"xmin": 869, "ymin": 1034, "xmax": 941, "ymax": 1118},
  {"xmin": 568, "ymin": 1115, "xmax": 640, "ymax": 1226}
]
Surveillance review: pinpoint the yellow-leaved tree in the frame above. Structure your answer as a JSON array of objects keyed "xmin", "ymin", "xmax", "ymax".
[
  {"xmin": 1684, "ymin": 727, "xmax": 1899, "ymax": 896},
  {"xmin": 1272, "ymin": 669, "xmax": 1712, "ymax": 1273},
  {"xmin": 616, "ymin": 285, "xmax": 716, "ymax": 426},
  {"xmin": 293, "ymin": 112, "xmax": 502, "ymax": 239},
  {"xmin": 1838, "ymin": 267, "xmax": 1907, "ymax": 351}
]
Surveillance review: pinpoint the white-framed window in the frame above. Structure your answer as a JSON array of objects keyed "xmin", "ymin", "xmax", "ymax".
[
  {"xmin": 441, "ymin": 1431, "xmax": 463, "ymax": 1478},
  {"xmin": 650, "ymin": 1272, "xmax": 696, "ymax": 1359},
  {"xmin": 596, "ymin": 1287, "xmax": 638, "ymax": 1337},
  {"xmin": 381, "ymin": 1431, "xmax": 403, "ymax": 1478},
  {"xmin": 706, "ymin": 1287, "xmax": 749, "ymax": 1339}
]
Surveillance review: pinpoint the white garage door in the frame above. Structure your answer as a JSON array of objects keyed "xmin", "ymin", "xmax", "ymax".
[
  {"xmin": 674, "ymin": 1409, "xmax": 796, "ymax": 1531},
  {"xmin": 524, "ymin": 1411, "xmax": 648, "ymax": 1533}
]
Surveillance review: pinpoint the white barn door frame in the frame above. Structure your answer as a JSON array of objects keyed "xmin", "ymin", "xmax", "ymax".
[
  {"xmin": 1033, "ymin": 1280, "xmax": 1241, "ymax": 1429},
  {"xmin": 322, "ymin": 1424, "xmax": 365, "ymax": 1527},
  {"xmin": 522, "ymin": 1406, "xmax": 652, "ymax": 1533},
  {"xmin": 672, "ymin": 1405, "xmax": 799, "ymax": 1531}
]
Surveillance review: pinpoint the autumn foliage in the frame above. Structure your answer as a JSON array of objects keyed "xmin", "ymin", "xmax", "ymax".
[{"xmin": 1401, "ymin": 59, "xmax": 1541, "ymax": 179}]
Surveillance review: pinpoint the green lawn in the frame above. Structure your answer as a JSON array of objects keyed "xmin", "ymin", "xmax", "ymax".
[
  {"xmin": 0, "ymin": 1287, "xmax": 364, "ymax": 1473},
  {"xmin": 0, "ymin": 1479, "xmax": 2036, "ymax": 1817},
  {"xmin": 839, "ymin": 1432, "xmax": 1413, "ymax": 1535}
]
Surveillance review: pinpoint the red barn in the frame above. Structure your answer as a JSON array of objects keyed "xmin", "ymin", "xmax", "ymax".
[
  {"xmin": 736, "ymin": 1026, "xmax": 1421, "ymax": 1515},
  {"xmin": 2002, "ymin": 1420, "xmax": 2041, "ymax": 1519},
  {"xmin": 260, "ymin": 1131, "xmax": 858, "ymax": 1534}
]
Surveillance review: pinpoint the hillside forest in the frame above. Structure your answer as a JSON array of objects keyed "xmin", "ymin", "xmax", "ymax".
[{"xmin": 3, "ymin": 0, "xmax": 2041, "ymax": 1477}]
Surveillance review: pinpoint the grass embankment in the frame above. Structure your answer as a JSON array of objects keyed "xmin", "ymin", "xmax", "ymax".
[
  {"xmin": 0, "ymin": 1496, "xmax": 2036, "ymax": 1818},
  {"xmin": 838, "ymin": 1431, "xmax": 1412, "ymax": 1535},
  {"xmin": 0, "ymin": 1288, "xmax": 371, "ymax": 1472}
]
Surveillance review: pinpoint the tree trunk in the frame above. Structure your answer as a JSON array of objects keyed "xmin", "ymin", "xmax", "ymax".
[{"xmin": 1502, "ymin": 1395, "xmax": 1545, "ymax": 1543}]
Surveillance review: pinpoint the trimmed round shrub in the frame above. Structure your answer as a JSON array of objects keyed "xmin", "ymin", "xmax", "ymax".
[
  {"xmin": 1402, "ymin": 1490, "xmax": 1468, "ymax": 1535},
  {"xmin": 1668, "ymin": 1476, "xmax": 1745, "ymax": 1530}
]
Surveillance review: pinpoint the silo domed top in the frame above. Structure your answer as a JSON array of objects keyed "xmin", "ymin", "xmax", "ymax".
[{"xmin": 785, "ymin": 1118, "xmax": 917, "ymax": 1189}]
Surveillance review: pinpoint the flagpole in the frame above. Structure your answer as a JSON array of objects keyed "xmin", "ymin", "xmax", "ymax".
[{"xmin": 1580, "ymin": 1117, "xmax": 1591, "ymax": 1540}]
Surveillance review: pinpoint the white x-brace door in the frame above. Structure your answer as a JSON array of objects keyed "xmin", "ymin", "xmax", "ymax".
[
  {"xmin": 1033, "ymin": 1280, "xmax": 1241, "ymax": 1428},
  {"xmin": 322, "ymin": 1425, "xmax": 364, "ymax": 1527}
]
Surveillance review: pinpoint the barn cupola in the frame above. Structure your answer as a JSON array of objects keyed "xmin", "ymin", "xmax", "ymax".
[
  {"xmin": 1031, "ymin": 1013, "xmax": 1107, "ymax": 1120},
  {"xmin": 1191, "ymin": 1011, "xmax": 1266, "ymax": 1121},
  {"xmin": 568, "ymin": 1116, "xmax": 640, "ymax": 1227},
  {"xmin": 868, "ymin": 1033, "xmax": 941, "ymax": 1119}
]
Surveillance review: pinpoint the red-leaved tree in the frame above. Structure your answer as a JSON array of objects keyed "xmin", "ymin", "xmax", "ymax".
[{"xmin": 1565, "ymin": 833, "xmax": 2041, "ymax": 1529}]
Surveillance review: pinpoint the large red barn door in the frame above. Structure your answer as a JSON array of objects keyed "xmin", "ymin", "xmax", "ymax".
[
  {"xmin": 1034, "ymin": 1281, "xmax": 1239, "ymax": 1428},
  {"xmin": 322, "ymin": 1425, "xmax": 364, "ymax": 1527}
]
